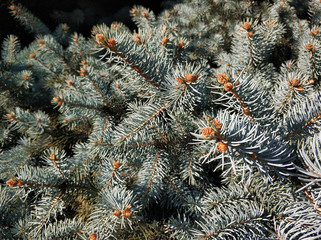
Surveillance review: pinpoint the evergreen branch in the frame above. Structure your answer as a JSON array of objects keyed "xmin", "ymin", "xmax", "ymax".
[
  {"xmin": 49, "ymin": 229, "xmax": 82, "ymax": 240},
  {"xmin": 106, "ymin": 161, "xmax": 121, "ymax": 189},
  {"xmin": 70, "ymin": 155, "xmax": 97, "ymax": 173},
  {"xmin": 34, "ymin": 191, "xmax": 63, "ymax": 234},
  {"xmin": 17, "ymin": 153, "xmax": 32, "ymax": 170},
  {"xmin": 277, "ymin": 201, "xmax": 321, "ymax": 239},
  {"xmin": 166, "ymin": 176, "xmax": 187, "ymax": 202},
  {"xmin": 1, "ymin": 35, "xmax": 20, "ymax": 65},
  {"xmin": 209, "ymin": 196, "xmax": 249, "ymax": 207},
  {"xmin": 289, "ymin": 112, "xmax": 321, "ymax": 139},
  {"xmin": 8, "ymin": 37, "xmax": 16, "ymax": 64},
  {"xmin": 149, "ymin": 120, "xmax": 167, "ymax": 143},
  {"xmin": 198, "ymin": 216, "xmax": 265, "ymax": 240},
  {"xmin": 80, "ymin": 68, "xmax": 110, "ymax": 107},
  {"xmin": 116, "ymin": 102, "xmax": 169, "ymax": 142},
  {"xmin": 63, "ymin": 100, "xmax": 105, "ymax": 112},
  {"xmin": 63, "ymin": 116, "xmax": 89, "ymax": 124},
  {"xmin": 3, "ymin": 1, "xmax": 321, "ymax": 238},
  {"xmin": 36, "ymin": 37, "xmax": 77, "ymax": 73},
  {"xmin": 284, "ymin": 91, "xmax": 321, "ymax": 139},
  {"xmin": 9, "ymin": 3, "xmax": 50, "ymax": 35},
  {"xmin": 50, "ymin": 156, "xmax": 66, "ymax": 183},
  {"xmin": 304, "ymin": 190, "xmax": 321, "ymax": 215},
  {"xmin": 97, "ymin": 37, "xmax": 162, "ymax": 90},
  {"xmin": 145, "ymin": 150, "xmax": 161, "ymax": 198},
  {"xmin": 116, "ymin": 83, "xmax": 127, "ymax": 103},
  {"xmin": 189, "ymin": 154, "xmax": 193, "ymax": 183},
  {"xmin": 72, "ymin": 34, "xmax": 84, "ymax": 59},
  {"xmin": 172, "ymin": 43, "xmax": 184, "ymax": 67},
  {"xmin": 214, "ymin": 71, "xmax": 273, "ymax": 123},
  {"xmin": 171, "ymin": 114, "xmax": 185, "ymax": 137},
  {"xmin": 30, "ymin": 54, "xmax": 56, "ymax": 75}
]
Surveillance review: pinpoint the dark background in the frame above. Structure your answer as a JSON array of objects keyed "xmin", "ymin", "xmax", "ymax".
[{"xmin": 0, "ymin": 0, "xmax": 170, "ymax": 47}]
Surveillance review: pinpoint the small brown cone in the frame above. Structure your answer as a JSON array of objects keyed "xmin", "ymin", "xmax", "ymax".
[
  {"xmin": 217, "ymin": 141, "xmax": 228, "ymax": 153},
  {"xmin": 185, "ymin": 74, "xmax": 198, "ymax": 83},
  {"xmin": 17, "ymin": 179, "xmax": 25, "ymax": 187},
  {"xmin": 224, "ymin": 82, "xmax": 233, "ymax": 91},
  {"xmin": 201, "ymin": 127, "xmax": 215, "ymax": 139},
  {"xmin": 290, "ymin": 78, "xmax": 300, "ymax": 87},
  {"xmin": 214, "ymin": 118, "xmax": 222, "ymax": 132},
  {"xmin": 217, "ymin": 74, "xmax": 229, "ymax": 84},
  {"xmin": 305, "ymin": 43, "xmax": 314, "ymax": 51},
  {"xmin": 243, "ymin": 22, "xmax": 251, "ymax": 30},
  {"xmin": 50, "ymin": 153, "xmax": 57, "ymax": 161},
  {"xmin": 89, "ymin": 233, "xmax": 97, "ymax": 240},
  {"xmin": 178, "ymin": 41, "xmax": 185, "ymax": 47},
  {"xmin": 95, "ymin": 34, "xmax": 105, "ymax": 45},
  {"xmin": 107, "ymin": 38, "xmax": 116, "ymax": 48},
  {"xmin": 122, "ymin": 208, "xmax": 131, "ymax": 218},
  {"xmin": 162, "ymin": 37, "xmax": 169, "ymax": 44},
  {"xmin": 6, "ymin": 179, "xmax": 17, "ymax": 187},
  {"xmin": 113, "ymin": 161, "xmax": 121, "ymax": 169},
  {"xmin": 113, "ymin": 210, "xmax": 121, "ymax": 217},
  {"xmin": 243, "ymin": 108, "xmax": 251, "ymax": 115}
]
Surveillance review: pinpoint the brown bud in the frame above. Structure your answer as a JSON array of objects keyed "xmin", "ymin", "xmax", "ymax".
[
  {"xmin": 6, "ymin": 179, "xmax": 17, "ymax": 187},
  {"xmin": 113, "ymin": 161, "xmax": 121, "ymax": 169},
  {"xmin": 249, "ymin": 153, "xmax": 258, "ymax": 159},
  {"xmin": 176, "ymin": 77, "xmax": 184, "ymax": 84},
  {"xmin": 217, "ymin": 141, "xmax": 228, "ymax": 153},
  {"xmin": 214, "ymin": 118, "xmax": 222, "ymax": 132},
  {"xmin": 243, "ymin": 22, "xmax": 251, "ymax": 30},
  {"xmin": 113, "ymin": 210, "xmax": 121, "ymax": 217},
  {"xmin": 224, "ymin": 82, "xmax": 234, "ymax": 91},
  {"xmin": 107, "ymin": 38, "xmax": 116, "ymax": 48},
  {"xmin": 142, "ymin": 12, "xmax": 149, "ymax": 18},
  {"xmin": 161, "ymin": 37, "xmax": 169, "ymax": 44},
  {"xmin": 61, "ymin": 25, "xmax": 68, "ymax": 31},
  {"xmin": 305, "ymin": 43, "xmax": 314, "ymax": 51},
  {"xmin": 217, "ymin": 73, "xmax": 229, "ymax": 84},
  {"xmin": 50, "ymin": 153, "xmax": 57, "ymax": 161},
  {"xmin": 89, "ymin": 233, "xmax": 97, "ymax": 240},
  {"xmin": 17, "ymin": 179, "xmax": 25, "ymax": 187},
  {"xmin": 95, "ymin": 34, "xmax": 105, "ymax": 45},
  {"xmin": 178, "ymin": 41, "xmax": 185, "ymax": 47},
  {"xmin": 134, "ymin": 33, "xmax": 142, "ymax": 45},
  {"xmin": 185, "ymin": 74, "xmax": 198, "ymax": 83},
  {"xmin": 290, "ymin": 78, "xmax": 300, "ymax": 87},
  {"xmin": 122, "ymin": 208, "xmax": 131, "ymax": 218},
  {"xmin": 243, "ymin": 108, "xmax": 251, "ymax": 115},
  {"xmin": 201, "ymin": 127, "xmax": 215, "ymax": 139}
]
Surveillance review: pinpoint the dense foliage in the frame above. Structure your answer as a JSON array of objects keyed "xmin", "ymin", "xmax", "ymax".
[{"xmin": 1, "ymin": 0, "xmax": 321, "ymax": 239}]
